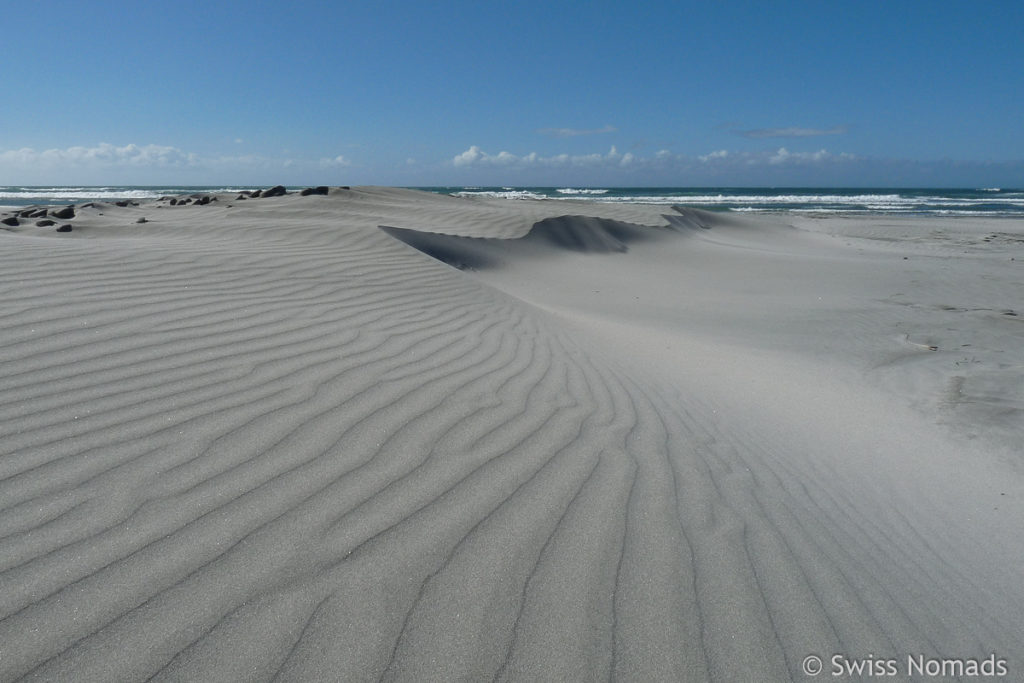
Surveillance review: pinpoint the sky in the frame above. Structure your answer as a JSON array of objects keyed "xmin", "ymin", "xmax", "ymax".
[{"xmin": 2, "ymin": 0, "xmax": 1022, "ymax": 187}]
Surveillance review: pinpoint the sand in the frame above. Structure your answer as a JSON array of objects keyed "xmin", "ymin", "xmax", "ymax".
[{"xmin": 1, "ymin": 187, "xmax": 1022, "ymax": 681}]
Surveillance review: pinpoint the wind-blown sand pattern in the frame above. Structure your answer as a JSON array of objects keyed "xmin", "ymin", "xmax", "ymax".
[{"xmin": 1, "ymin": 188, "xmax": 1022, "ymax": 681}]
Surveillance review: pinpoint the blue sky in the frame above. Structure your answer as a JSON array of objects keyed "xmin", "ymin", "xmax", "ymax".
[{"xmin": 2, "ymin": 0, "xmax": 1022, "ymax": 186}]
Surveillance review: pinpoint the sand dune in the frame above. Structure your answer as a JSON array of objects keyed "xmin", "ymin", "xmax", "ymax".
[{"xmin": 1, "ymin": 188, "xmax": 1022, "ymax": 681}]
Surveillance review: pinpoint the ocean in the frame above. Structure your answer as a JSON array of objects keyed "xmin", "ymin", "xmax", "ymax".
[{"xmin": 2, "ymin": 185, "xmax": 1023, "ymax": 216}]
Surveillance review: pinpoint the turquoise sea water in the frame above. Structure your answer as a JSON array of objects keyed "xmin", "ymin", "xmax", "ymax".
[{"xmin": 2, "ymin": 185, "xmax": 1023, "ymax": 216}]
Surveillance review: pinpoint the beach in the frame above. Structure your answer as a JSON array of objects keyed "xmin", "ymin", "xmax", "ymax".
[{"xmin": 1, "ymin": 187, "xmax": 1022, "ymax": 680}]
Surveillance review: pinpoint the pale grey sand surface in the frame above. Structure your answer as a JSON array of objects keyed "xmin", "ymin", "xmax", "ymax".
[{"xmin": 1, "ymin": 188, "xmax": 1022, "ymax": 681}]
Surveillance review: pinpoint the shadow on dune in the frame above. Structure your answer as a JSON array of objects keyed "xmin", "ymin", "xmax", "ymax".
[
  {"xmin": 381, "ymin": 207, "xmax": 717, "ymax": 270},
  {"xmin": 378, "ymin": 226, "xmax": 505, "ymax": 270}
]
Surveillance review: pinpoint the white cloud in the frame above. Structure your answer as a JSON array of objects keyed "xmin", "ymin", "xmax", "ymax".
[
  {"xmin": 443, "ymin": 142, "xmax": 884, "ymax": 184},
  {"xmin": 735, "ymin": 125, "xmax": 848, "ymax": 139},
  {"xmin": 0, "ymin": 148, "xmax": 37, "ymax": 165},
  {"xmin": 490, "ymin": 151, "xmax": 519, "ymax": 166},
  {"xmin": 0, "ymin": 142, "xmax": 198, "ymax": 168},
  {"xmin": 451, "ymin": 145, "xmax": 632, "ymax": 169},
  {"xmin": 537, "ymin": 124, "xmax": 617, "ymax": 138},
  {"xmin": 453, "ymin": 145, "xmax": 485, "ymax": 167},
  {"xmin": 319, "ymin": 155, "xmax": 351, "ymax": 167},
  {"xmin": 699, "ymin": 149, "xmax": 729, "ymax": 162},
  {"xmin": 0, "ymin": 141, "xmax": 368, "ymax": 184},
  {"xmin": 768, "ymin": 147, "xmax": 831, "ymax": 164},
  {"xmin": 451, "ymin": 144, "xmax": 855, "ymax": 175},
  {"xmin": 691, "ymin": 147, "xmax": 851, "ymax": 167}
]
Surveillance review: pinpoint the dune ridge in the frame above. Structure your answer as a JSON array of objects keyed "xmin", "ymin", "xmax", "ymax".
[{"xmin": 1, "ymin": 188, "xmax": 1021, "ymax": 681}]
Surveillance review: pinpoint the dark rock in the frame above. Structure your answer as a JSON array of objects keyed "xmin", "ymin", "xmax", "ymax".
[
  {"xmin": 300, "ymin": 186, "xmax": 330, "ymax": 196},
  {"xmin": 196, "ymin": 196, "xmax": 211, "ymax": 205},
  {"xmin": 235, "ymin": 195, "xmax": 247, "ymax": 200},
  {"xmin": 1, "ymin": 217, "xmax": 19, "ymax": 227},
  {"xmin": 56, "ymin": 224, "xmax": 72, "ymax": 232},
  {"xmin": 114, "ymin": 200, "xmax": 130, "ymax": 207},
  {"xmin": 261, "ymin": 185, "xmax": 287, "ymax": 198},
  {"xmin": 169, "ymin": 198, "xmax": 179, "ymax": 205},
  {"xmin": 52, "ymin": 206, "xmax": 76, "ymax": 219},
  {"xmin": 18, "ymin": 209, "xmax": 36, "ymax": 218},
  {"xmin": 30, "ymin": 208, "xmax": 49, "ymax": 218},
  {"xmin": 82, "ymin": 203, "xmax": 100, "ymax": 209},
  {"xmin": 340, "ymin": 186, "xmax": 350, "ymax": 190},
  {"xmin": 250, "ymin": 189, "xmax": 262, "ymax": 198},
  {"xmin": 36, "ymin": 219, "xmax": 56, "ymax": 227},
  {"xmin": 136, "ymin": 217, "xmax": 148, "ymax": 223}
]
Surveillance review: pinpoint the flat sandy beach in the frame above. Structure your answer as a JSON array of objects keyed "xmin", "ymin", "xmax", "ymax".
[{"xmin": 1, "ymin": 187, "xmax": 1022, "ymax": 681}]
